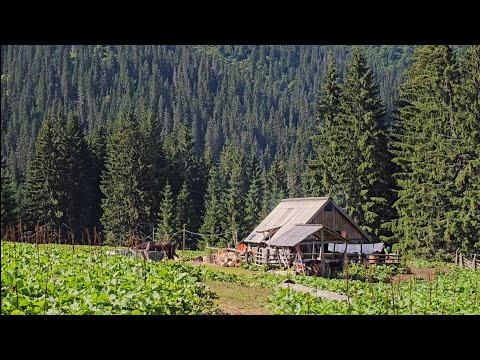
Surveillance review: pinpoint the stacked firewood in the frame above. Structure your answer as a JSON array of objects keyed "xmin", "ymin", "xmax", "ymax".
[{"xmin": 195, "ymin": 249, "xmax": 242, "ymax": 267}]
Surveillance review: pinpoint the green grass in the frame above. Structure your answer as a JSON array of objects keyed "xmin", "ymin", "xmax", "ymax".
[
  {"xmin": 205, "ymin": 280, "xmax": 271, "ymax": 315},
  {"xmin": 202, "ymin": 263, "xmax": 259, "ymax": 276}
]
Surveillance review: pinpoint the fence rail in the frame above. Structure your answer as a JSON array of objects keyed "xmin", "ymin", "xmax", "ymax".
[
  {"xmin": 455, "ymin": 251, "xmax": 478, "ymax": 270},
  {"xmin": 345, "ymin": 253, "xmax": 401, "ymax": 266}
]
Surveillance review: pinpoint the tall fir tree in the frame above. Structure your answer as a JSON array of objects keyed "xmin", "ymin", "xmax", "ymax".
[
  {"xmin": 244, "ymin": 152, "xmax": 263, "ymax": 233},
  {"xmin": 156, "ymin": 180, "xmax": 175, "ymax": 241},
  {"xmin": 200, "ymin": 165, "xmax": 224, "ymax": 247},
  {"xmin": 1, "ymin": 158, "xmax": 17, "ymax": 228},
  {"xmin": 163, "ymin": 124, "xmax": 205, "ymax": 232},
  {"xmin": 175, "ymin": 181, "xmax": 194, "ymax": 247},
  {"xmin": 138, "ymin": 108, "xmax": 163, "ymax": 229},
  {"xmin": 86, "ymin": 124, "xmax": 107, "ymax": 229},
  {"xmin": 62, "ymin": 113, "xmax": 93, "ymax": 235},
  {"xmin": 453, "ymin": 45, "xmax": 480, "ymax": 252},
  {"xmin": 307, "ymin": 55, "xmax": 343, "ymax": 199},
  {"xmin": 226, "ymin": 162, "xmax": 246, "ymax": 241},
  {"xmin": 262, "ymin": 156, "xmax": 288, "ymax": 218},
  {"xmin": 217, "ymin": 142, "xmax": 248, "ymax": 241},
  {"xmin": 336, "ymin": 47, "xmax": 394, "ymax": 240},
  {"xmin": 24, "ymin": 113, "xmax": 68, "ymax": 228},
  {"xmin": 391, "ymin": 45, "xmax": 465, "ymax": 259},
  {"xmin": 100, "ymin": 109, "xmax": 156, "ymax": 243}
]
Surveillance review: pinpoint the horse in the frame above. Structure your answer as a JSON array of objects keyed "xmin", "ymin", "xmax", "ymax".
[{"xmin": 134, "ymin": 241, "xmax": 177, "ymax": 260}]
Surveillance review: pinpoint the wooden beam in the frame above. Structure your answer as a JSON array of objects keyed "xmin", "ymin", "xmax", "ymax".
[
  {"xmin": 295, "ymin": 245, "xmax": 305, "ymax": 275},
  {"xmin": 320, "ymin": 228, "xmax": 325, "ymax": 276}
]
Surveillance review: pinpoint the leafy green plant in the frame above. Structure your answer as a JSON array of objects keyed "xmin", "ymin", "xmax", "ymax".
[
  {"xmin": 267, "ymin": 266, "xmax": 479, "ymax": 315},
  {"xmin": 1, "ymin": 242, "xmax": 219, "ymax": 315}
]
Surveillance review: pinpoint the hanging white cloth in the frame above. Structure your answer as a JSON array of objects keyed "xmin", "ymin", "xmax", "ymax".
[
  {"xmin": 328, "ymin": 242, "xmax": 383, "ymax": 254},
  {"xmin": 328, "ymin": 243, "xmax": 346, "ymax": 253},
  {"xmin": 373, "ymin": 242, "xmax": 384, "ymax": 253},
  {"xmin": 346, "ymin": 244, "xmax": 362, "ymax": 254},
  {"xmin": 361, "ymin": 244, "xmax": 375, "ymax": 255}
]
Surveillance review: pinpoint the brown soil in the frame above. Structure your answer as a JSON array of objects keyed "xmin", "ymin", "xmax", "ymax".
[{"xmin": 391, "ymin": 265, "xmax": 449, "ymax": 284}]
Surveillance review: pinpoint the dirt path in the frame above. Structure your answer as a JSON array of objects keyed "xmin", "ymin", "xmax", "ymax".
[{"xmin": 205, "ymin": 280, "xmax": 272, "ymax": 315}]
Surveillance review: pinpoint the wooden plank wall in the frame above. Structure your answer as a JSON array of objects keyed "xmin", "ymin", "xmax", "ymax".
[{"xmin": 309, "ymin": 207, "xmax": 367, "ymax": 241}]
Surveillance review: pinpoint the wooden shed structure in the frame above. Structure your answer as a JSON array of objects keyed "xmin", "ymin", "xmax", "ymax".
[{"xmin": 244, "ymin": 197, "xmax": 372, "ymax": 274}]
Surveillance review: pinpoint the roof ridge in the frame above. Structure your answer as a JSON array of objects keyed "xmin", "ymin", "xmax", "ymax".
[{"xmin": 281, "ymin": 197, "xmax": 331, "ymax": 202}]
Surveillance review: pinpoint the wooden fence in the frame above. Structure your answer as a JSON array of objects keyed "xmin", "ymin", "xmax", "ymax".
[
  {"xmin": 455, "ymin": 251, "xmax": 479, "ymax": 270},
  {"xmin": 344, "ymin": 253, "xmax": 401, "ymax": 266}
]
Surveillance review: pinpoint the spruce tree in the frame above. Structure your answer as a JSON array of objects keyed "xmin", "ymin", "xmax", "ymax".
[
  {"xmin": 217, "ymin": 142, "xmax": 248, "ymax": 242},
  {"xmin": 337, "ymin": 47, "xmax": 394, "ymax": 240},
  {"xmin": 453, "ymin": 45, "xmax": 480, "ymax": 252},
  {"xmin": 100, "ymin": 109, "xmax": 154, "ymax": 243},
  {"xmin": 156, "ymin": 181, "xmax": 175, "ymax": 242},
  {"xmin": 175, "ymin": 181, "xmax": 194, "ymax": 247},
  {"xmin": 62, "ymin": 113, "xmax": 92, "ymax": 234},
  {"xmin": 244, "ymin": 153, "xmax": 263, "ymax": 233},
  {"xmin": 262, "ymin": 156, "xmax": 288, "ymax": 217},
  {"xmin": 225, "ymin": 162, "xmax": 245, "ymax": 240},
  {"xmin": 200, "ymin": 165, "xmax": 224, "ymax": 247},
  {"xmin": 86, "ymin": 124, "xmax": 106, "ymax": 228},
  {"xmin": 24, "ymin": 114, "xmax": 67, "ymax": 228},
  {"xmin": 1, "ymin": 158, "xmax": 17, "ymax": 228},
  {"xmin": 392, "ymin": 46, "xmax": 463, "ymax": 258},
  {"xmin": 138, "ymin": 109, "xmax": 163, "ymax": 230},
  {"xmin": 307, "ymin": 55, "xmax": 343, "ymax": 198},
  {"xmin": 163, "ymin": 124, "xmax": 205, "ymax": 232}
]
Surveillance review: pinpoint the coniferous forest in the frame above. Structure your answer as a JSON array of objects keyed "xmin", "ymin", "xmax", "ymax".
[{"xmin": 1, "ymin": 45, "xmax": 478, "ymax": 259}]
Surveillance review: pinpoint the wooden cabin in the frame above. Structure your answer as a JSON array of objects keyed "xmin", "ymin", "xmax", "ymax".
[{"xmin": 244, "ymin": 197, "xmax": 372, "ymax": 275}]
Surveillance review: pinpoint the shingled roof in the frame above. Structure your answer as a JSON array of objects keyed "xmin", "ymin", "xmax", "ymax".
[{"xmin": 244, "ymin": 197, "xmax": 370, "ymax": 244}]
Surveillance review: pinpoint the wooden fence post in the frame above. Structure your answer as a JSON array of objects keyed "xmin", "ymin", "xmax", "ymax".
[
  {"xmin": 182, "ymin": 224, "xmax": 186, "ymax": 251},
  {"xmin": 474, "ymin": 254, "xmax": 477, "ymax": 271}
]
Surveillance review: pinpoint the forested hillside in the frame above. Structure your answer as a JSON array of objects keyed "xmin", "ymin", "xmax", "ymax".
[
  {"xmin": 1, "ymin": 45, "xmax": 413, "ymax": 175},
  {"xmin": 1, "ymin": 45, "xmax": 478, "ymax": 259}
]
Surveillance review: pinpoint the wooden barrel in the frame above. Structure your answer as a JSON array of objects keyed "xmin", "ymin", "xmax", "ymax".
[{"xmin": 367, "ymin": 255, "xmax": 378, "ymax": 264}]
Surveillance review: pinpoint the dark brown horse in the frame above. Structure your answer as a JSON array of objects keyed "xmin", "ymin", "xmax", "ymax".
[{"xmin": 134, "ymin": 241, "xmax": 177, "ymax": 260}]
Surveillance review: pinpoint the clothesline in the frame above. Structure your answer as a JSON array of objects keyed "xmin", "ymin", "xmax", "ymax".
[
  {"xmin": 184, "ymin": 229, "xmax": 235, "ymax": 237},
  {"xmin": 327, "ymin": 242, "xmax": 384, "ymax": 255},
  {"xmin": 148, "ymin": 228, "xmax": 235, "ymax": 240}
]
